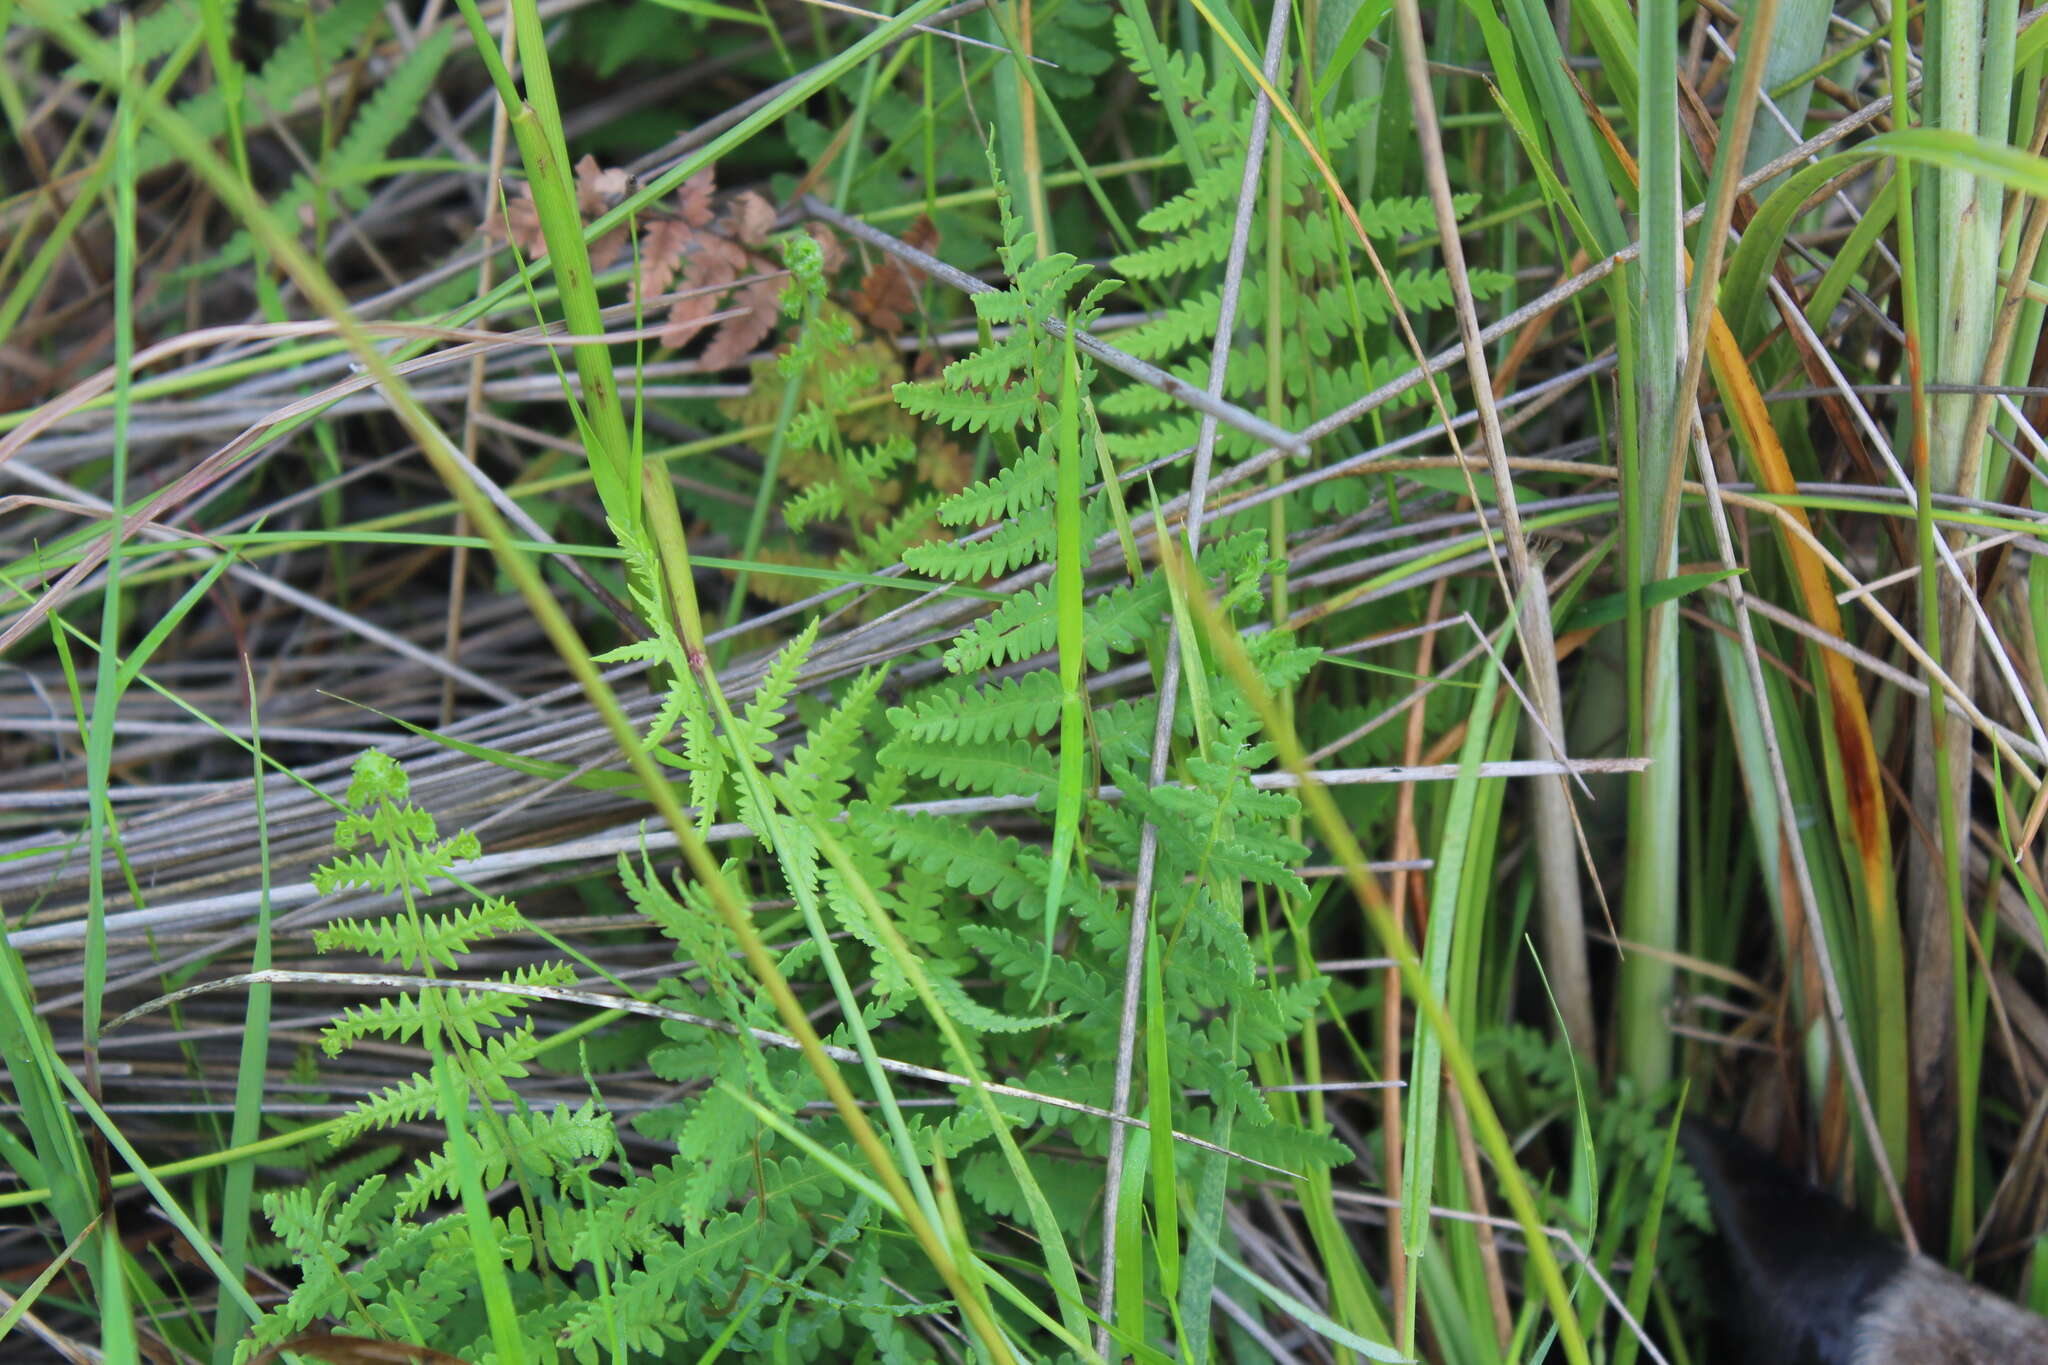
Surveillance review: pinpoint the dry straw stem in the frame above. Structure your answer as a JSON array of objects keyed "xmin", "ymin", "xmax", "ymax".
[
  {"xmin": 7, "ymin": 759, "xmax": 1642, "ymax": 957},
  {"xmin": 1390, "ymin": 0, "xmax": 1589, "ymax": 1057}
]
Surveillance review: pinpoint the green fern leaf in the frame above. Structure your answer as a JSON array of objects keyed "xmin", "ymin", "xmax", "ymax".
[
  {"xmin": 902, "ymin": 514, "xmax": 1054, "ymax": 582},
  {"xmin": 851, "ymin": 806, "xmax": 1044, "ymax": 912},
  {"xmin": 936, "ymin": 446, "xmax": 1056, "ymax": 526},
  {"xmin": 893, "ymin": 374, "xmax": 1038, "ymax": 434},
  {"xmin": 139, "ymin": 0, "xmax": 388, "ymax": 178},
  {"xmin": 315, "ymin": 896, "xmax": 524, "ymax": 971},
  {"xmin": 958, "ymin": 923, "xmax": 1113, "ymax": 1014},
  {"xmin": 394, "ymin": 1100, "xmax": 614, "ymax": 1217},
  {"xmin": 735, "ymin": 617, "xmax": 819, "ymax": 762},
  {"xmin": 210, "ymin": 25, "xmax": 456, "ymax": 271},
  {"xmin": 887, "ymin": 671, "xmax": 1066, "ymax": 745},
  {"xmin": 875, "ymin": 735, "xmax": 1060, "ymax": 805},
  {"xmin": 783, "ymin": 665, "xmax": 888, "ymax": 815}
]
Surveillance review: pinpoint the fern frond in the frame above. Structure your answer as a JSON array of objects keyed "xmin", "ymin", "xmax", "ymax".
[
  {"xmin": 959, "ymin": 923, "xmax": 1113, "ymax": 1014},
  {"xmin": 735, "ymin": 617, "xmax": 819, "ymax": 762},
  {"xmin": 844, "ymin": 490, "xmax": 945, "ymax": 569},
  {"xmin": 328, "ymin": 1027, "xmax": 545, "ymax": 1145},
  {"xmin": 893, "ymin": 373, "xmax": 1038, "ymax": 434},
  {"xmin": 942, "ymin": 560, "xmax": 1158, "ymax": 674},
  {"xmin": 851, "ymin": 806, "xmax": 1045, "ymax": 913},
  {"xmin": 210, "ymin": 25, "xmax": 455, "ymax": 270},
  {"xmin": 782, "ymin": 666, "xmax": 888, "ymax": 815},
  {"xmin": 1123, "ymin": 777, "xmax": 1310, "ymax": 898},
  {"xmin": 321, "ymin": 962, "xmax": 578, "ymax": 1056},
  {"xmin": 781, "ymin": 481, "xmax": 845, "ymax": 532},
  {"xmin": 140, "ymin": 0, "xmax": 388, "ymax": 178}
]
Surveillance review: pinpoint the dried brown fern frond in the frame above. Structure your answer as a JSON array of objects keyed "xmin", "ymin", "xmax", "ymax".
[
  {"xmin": 848, "ymin": 212, "xmax": 938, "ymax": 336},
  {"xmin": 484, "ymin": 160, "xmax": 823, "ymax": 371}
]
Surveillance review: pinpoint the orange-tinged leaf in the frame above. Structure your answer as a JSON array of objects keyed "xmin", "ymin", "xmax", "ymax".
[
  {"xmin": 851, "ymin": 214, "xmax": 937, "ymax": 335},
  {"xmin": 573, "ymin": 154, "xmax": 633, "ymax": 217},
  {"xmin": 674, "ymin": 167, "xmax": 717, "ymax": 228},
  {"xmin": 482, "ymin": 181, "xmax": 546, "ymax": 258},
  {"xmin": 701, "ymin": 273, "xmax": 783, "ymax": 369},
  {"xmin": 640, "ymin": 217, "xmax": 695, "ymax": 298},
  {"xmin": 724, "ymin": 190, "xmax": 775, "ymax": 246},
  {"xmin": 573, "ymin": 155, "xmax": 635, "ymax": 268},
  {"xmin": 662, "ymin": 237, "xmax": 745, "ymax": 349}
]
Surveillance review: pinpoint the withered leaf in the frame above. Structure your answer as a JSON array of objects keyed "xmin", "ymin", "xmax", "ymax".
[
  {"xmin": 574, "ymin": 155, "xmax": 635, "ymax": 267},
  {"xmin": 573, "ymin": 154, "xmax": 633, "ymax": 216},
  {"xmin": 850, "ymin": 214, "xmax": 937, "ymax": 336},
  {"xmin": 673, "ymin": 167, "xmax": 717, "ymax": 229},
  {"xmin": 806, "ymin": 222, "xmax": 848, "ymax": 275},
  {"xmin": 639, "ymin": 216, "xmax": 695, "ymax": 298},
  {"xmin": 723, "ymin": 190, "xmax": 776, "ymax": 247},
  {"xmin": 483, "ymin": 181, "xmax": 547, "ymax": 258},
  {"xmin": 662, "ymin": 237, "xmax": 746, "ymax": 350},
  {"xmin": 699, "ymin": 272, "xmax": 783, "ymax": 370}
]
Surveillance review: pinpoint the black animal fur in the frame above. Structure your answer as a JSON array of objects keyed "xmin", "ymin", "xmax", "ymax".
[{"xmin": 1680, "ymin": 1118, "xmax": 2048, "ymax": 1364}]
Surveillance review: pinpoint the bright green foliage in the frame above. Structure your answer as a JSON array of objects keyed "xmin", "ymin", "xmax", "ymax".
[
  {"xmin": 242, "ymin": 752, "xmax": 619, "ymax": 1361},
  {"xmin": 592, "ymin": 519, "xmax": 726, "ymax": 825},
  {"xmin": 887, "ymin": 670, "xmax": 1067, "ymax": 744},
  {"xmin": 1028, "ymin": 0, "xmax": 1114, "ymax": 101},
  {"xmin": 899, "ymin": 151, "xmax": 1120, "ymax": 584},
  {"xmin": 241, "ymin": 72, "xmax": 1370, "ymax": 1365},
  {"xmin": 1097, "ymin": 17, "xmax": 1513, "ymax": 474},
  {"xmin": 246, "ymin": 577, "xmax": 1353, "ymax": 1361}
]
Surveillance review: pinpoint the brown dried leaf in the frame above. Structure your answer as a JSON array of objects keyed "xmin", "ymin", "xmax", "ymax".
[
  {"xmin": 902, "ymin": 214, "xmax": 940, "ymax": 258},
  {"xmin": 908, "ymin": 346, "xmax": 945, "ymax": 381},
  {"xmin": 639, "ymin": 217, "xmax": 695, "ymax": 298},
  {"xmin": 571, "ymin": 157, "xmax": 636, "ymax": 271},
  {"xmin": 574, "ymin": 155, "xmax": 633, "ymax": 217},
  {"xmin": 806, "ymin": 223, "xmax": 848, "ymax": 275},
  {"xmin": 700, "ymin": 272, "xmax": 784, "ymax": 370},
  {"xmin": 592, "ymin": 227, "xmax": 630, "ymax": 272},
  {"xmin": 850, "ymin": 214, "xmax": 937, "ymax": 336},
  {"xmin": 661, "ymin": 237, "xmax": 745, "ymax": 349},
  {"xmin": 674, "ymin": 168, "xmax": 717, "ymax": 228},
  {"xmin": 483, "ymin": 181, "xmax": 547, "ymax": 258},
  {"xmin": 723, "ymin": 190, "xmax": 776, "ymax": 246}
]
